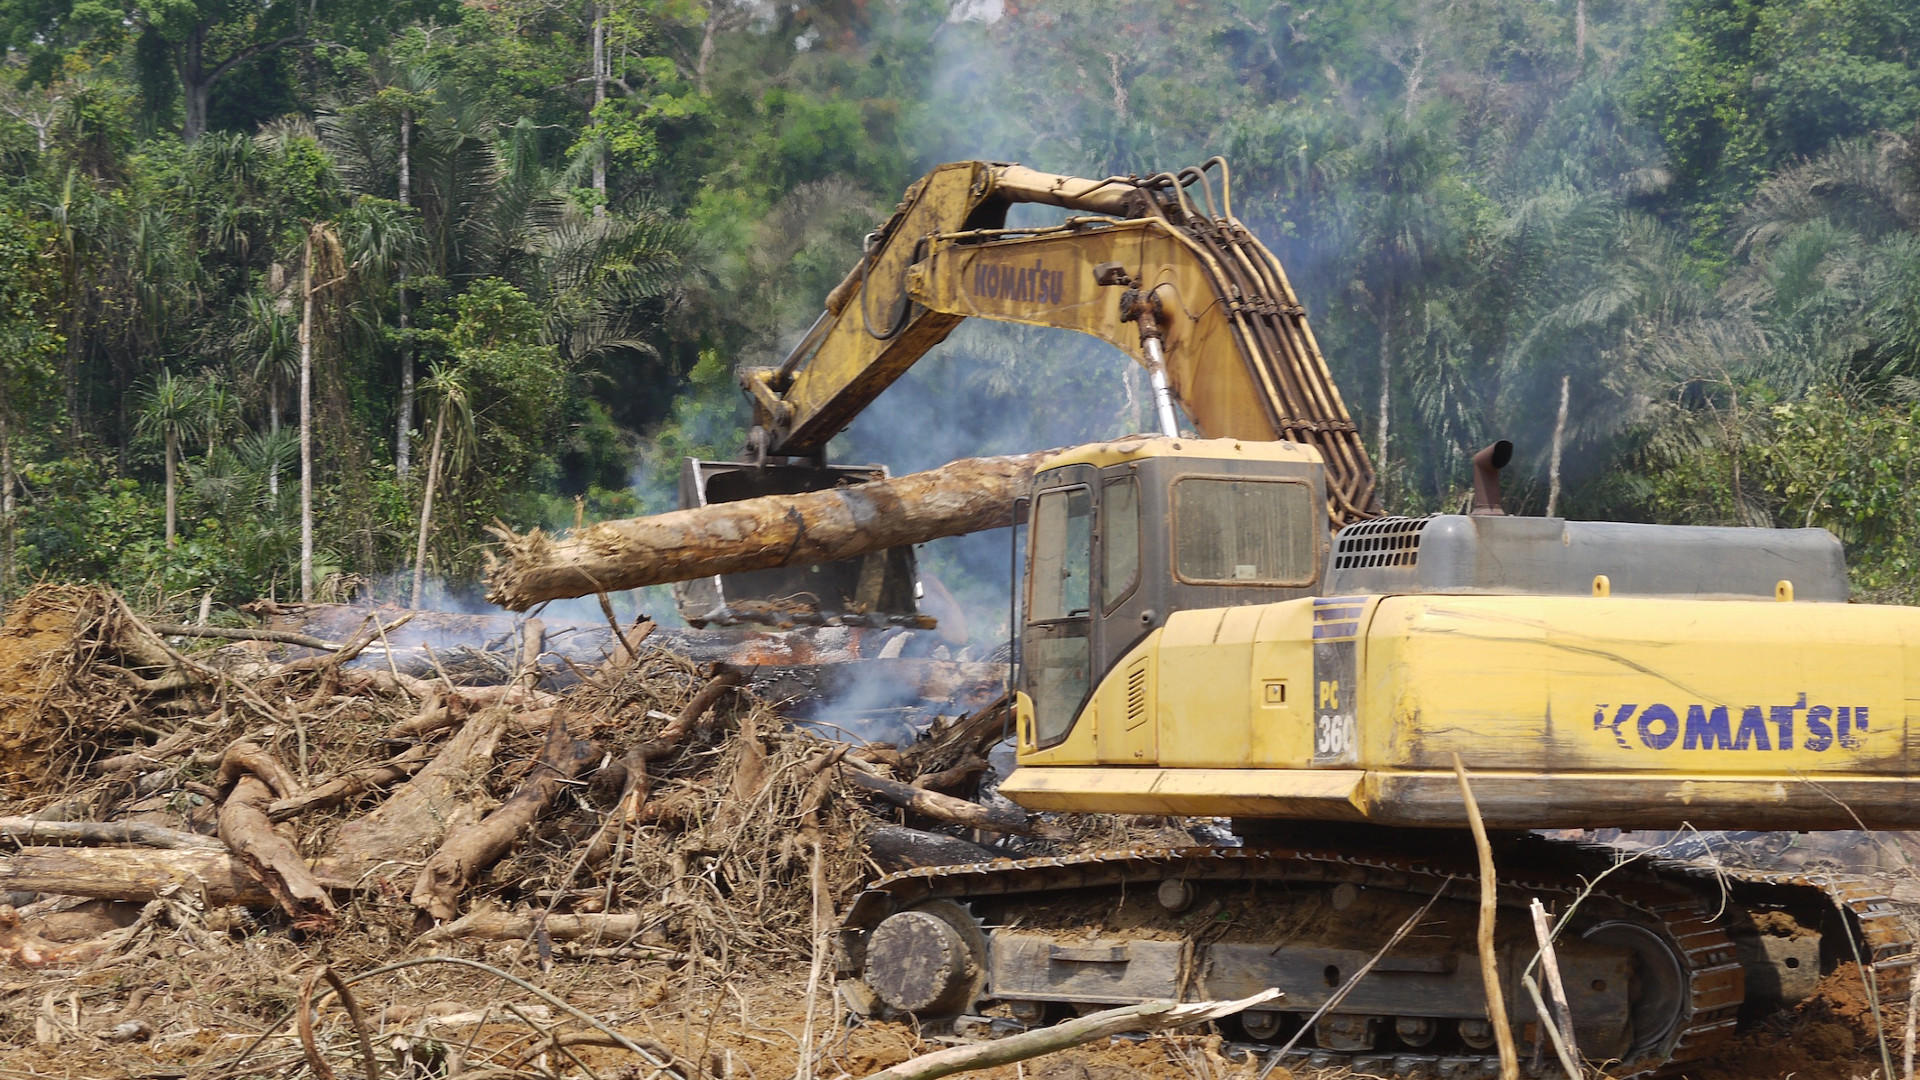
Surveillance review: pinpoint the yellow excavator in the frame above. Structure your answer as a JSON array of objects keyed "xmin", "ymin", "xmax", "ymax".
[{"xmin": 692, "ymin": 159, "xmax": 1917, "ymax": 1075}]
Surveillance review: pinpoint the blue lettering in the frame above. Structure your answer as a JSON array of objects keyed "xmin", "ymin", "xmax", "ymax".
[
  {"xmin": 1638, "ymin": 704, "xmax": 1680, "ymax": 750},
  {"xmin": 1838, "ymin": 706, "xmax": 1863, "ymax": 749},
  {"xmin": 1734, "ymin": 706, "xmax": 1772, "ymax": 751},
  {"xmin": 1804, "ymin": 705, "xmax": 1833, "ymax": 752},
  {"xmin": 1683, "ymin": 705, "xmax": 1733, "ymax": 750},
  {"xmin": 1771, "ymin": 693, "xmax": 1806, "ymax": 750},
  {"xmin": 1597, "ymin": 705, "xmax": 1637, "ymax": 749}
]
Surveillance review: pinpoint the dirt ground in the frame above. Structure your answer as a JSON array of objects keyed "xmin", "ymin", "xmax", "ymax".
[
  {"xmin": 0, "ymin": 586, "xmax": 1912, "ymax": 1080},
  {"xmin": 0, "ymin": 943, "xmax": 1905, "ymax": 1079},
  {"xmin": 0, "ymin": 945, "xmax": 1253, "ymax": 1080}
]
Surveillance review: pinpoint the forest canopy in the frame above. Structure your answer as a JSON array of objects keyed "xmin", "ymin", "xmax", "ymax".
[{"xmin": 1, "ymin": 0, "xmax": 1916, "ymax": 619}]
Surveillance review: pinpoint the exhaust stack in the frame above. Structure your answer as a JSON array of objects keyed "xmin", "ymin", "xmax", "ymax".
[{"xmin": 1470, "ymin": 441, "xmax": 1513, "ymax": 516}]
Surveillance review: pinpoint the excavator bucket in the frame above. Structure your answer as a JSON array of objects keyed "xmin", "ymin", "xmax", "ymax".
[{"xmin": 672, "ymin": 458, "xmax": 927, "ymax": 628}]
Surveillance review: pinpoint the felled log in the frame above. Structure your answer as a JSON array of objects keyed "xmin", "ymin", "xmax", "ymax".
[
  {"xmin": 583, "ymin": 670, "xmax": 742, "ymax": 868},
  {"xmin": 911, "ymin": 755, "xmax": 989, "ymax": 797},
  {"xmin": 865, "ymin": 824, "xmax": 1001, "ymax": 872},
  {"xmin": 842, "ymin": 761, "xmax": 1069, "ymax": 840},
  {"xmin": 417, "ymin": 908, "xmax": 645, "ymax": 945},
  {"xmin": 0, "ymin": 818, "xmax": 223, "ymax": 851},
  {"xmin": 863, "ymin": 989, "xmax": 1284, "ymax": 1080},
  {"xmin": 217, "ymin": 743, "xmax": 336, "ymax": 929},
  {"xmin": 146, "ymin": 622, "xmax": 344, "ymax": 651},
  {"xmin": 312, "ymin": 707, "xmax": 510, "ymax": 888},
  {"xmin": 0, "ymin": 848, "xmax": 272, "ymax": 906},
  {"xmin": 0, "ymin": 905, "xmax": 121, "ymax": 969},
  {"xmin": 484, "ymin": 451, "xmax": 1048, "ymax": 610},
  {"xmin": 412, "ymin": 713, "xmax": 600, "ymax": 921},
  {"xmin": 268, "ymin": 744, "xmax": 437, "ymax": 822}
]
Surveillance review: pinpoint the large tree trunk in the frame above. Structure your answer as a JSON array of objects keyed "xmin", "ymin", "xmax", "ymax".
[
  {"xmin": 1547, "ymin": 372, "xmax": 1569, "ymax": 517},
  {"xmin": 485, "ymin": 451, "xmax": 1046, "ymax": 610},
  {"xmin": 299, "ymin": 231, "xmax": 315, "ymax": 601},
  {"xmin": 1376, "ymin": 292, "xmax": 1392, "ymax": 469},
  {"xmin": 164, "ymin": 428, "xmax": 178, "ymax": 547},
  {"xmin": 591, "ymin": 4, "xmax": 607, "ymax": 215},
  {"xmin": 1, "ymin": 381, "xmax": 13, "ymax": 603},
  {"xmin": 396, "ymin": 109, "xmax": 414, "ymax": 483},
  {"xmin": 410, "ymin": 400, "xmax": 445, "ymax": 609},
  {"xmin": 180, "ymin": 24, "xmax": 210, "ymax": 144}
]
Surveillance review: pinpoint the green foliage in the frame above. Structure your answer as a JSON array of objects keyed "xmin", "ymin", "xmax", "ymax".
[
  {"xmin": 1, "ymin": 0, "xmax": 1918, "ymax": 616},
  {"xmin": 1636, "ymin": 0, "xmax": 1920, "ymax": 226}
]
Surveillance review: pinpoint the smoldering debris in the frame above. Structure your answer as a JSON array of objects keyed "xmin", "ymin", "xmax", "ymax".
[{"xmin": 0, "ymin": 582, "xmax": 1104, "ymax": 1073}]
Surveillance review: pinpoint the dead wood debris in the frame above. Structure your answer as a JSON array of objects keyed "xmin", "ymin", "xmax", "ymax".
[{"xmin": 0, "ymin": 581, "xmax": 1160, "ymax": 1074}]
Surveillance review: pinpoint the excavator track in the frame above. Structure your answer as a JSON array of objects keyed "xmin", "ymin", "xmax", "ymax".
[{"xmin": 838, "ymin": 836, "xmax": 1914, "ymax": 1078}]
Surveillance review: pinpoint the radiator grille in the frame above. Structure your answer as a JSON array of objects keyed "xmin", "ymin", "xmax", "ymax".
[
  {"xmin": 1124, "ymin": 657, "xmax": 1150, "ymax": 730},
  {"xmin": 1333, "ymin": 516, "xmax": 1429, "ymax": 570}
]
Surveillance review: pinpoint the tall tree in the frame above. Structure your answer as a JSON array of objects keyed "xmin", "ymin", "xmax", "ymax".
[
  {"xmin": 135, "ymin": 370, "xmax": 209, "ymax": 547},
  {"xmin": 410, "ymin": 360, "xmax": 473, "ymax": 607},
  {"xmin": 297, "ymin": 222, "xmax": 346, "ymax": 600}
]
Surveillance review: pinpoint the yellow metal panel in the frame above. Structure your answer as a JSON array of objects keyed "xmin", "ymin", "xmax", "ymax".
[
  {"xmin": 1000, "ymin": 766, "xmax": 1367, "ymax": 818},
  {"xmin": 774, "ymin": 163, "xmax": 987, "ymax": 451},
  {"xmin": 913, "ymin": 225, "xmax": 1288, "ymax": 444},
  {"xmin": 1039, "ymin": 436, "xmax": 1322, "ymax": 473},
  {"xmin": 1249, "ymin": 602, "xmax": 1315, "ymax": 766},
  {"xmin": 1154, "ymin": 607, "xmax": 1260, "ymax": 767},
  {"xmin": 1362, "ymin": 595, "xmax": 1915, "ymax": 778},
  {"xmin": 1092, "ymin": 646, "xmax": 1157, "ymax": 763},
  {"xmin": 1018, "ymin": 635, "xmax": 1161, "ymax": 767}
]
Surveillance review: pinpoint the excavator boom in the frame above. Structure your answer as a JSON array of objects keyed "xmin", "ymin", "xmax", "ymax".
[{"xmin": 741, "ymin": 160, "xmax": 1380, "ymax": 525}]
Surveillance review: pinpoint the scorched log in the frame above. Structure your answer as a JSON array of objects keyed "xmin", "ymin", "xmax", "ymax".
[{"xmin": 483, "ymin": 452, "xmax": 1047, "ymax": 611}]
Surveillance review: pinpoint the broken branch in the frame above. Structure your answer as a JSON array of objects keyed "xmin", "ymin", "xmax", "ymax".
[
  {"xmin": 865, "ymin": 989, "xmax": 1284, "ymax": 1080},
  {"xmin": 842, "ymin": 761, "xmax": 1066, "ymax": 839},
  {"xmin": 0, "ymin": 817, "xmax": 224, "ymax": 851},
  {"xmin": 146, "ymin": 622, "xmax": 344, "ymax": 651},
  {"xmin": 412, "ymin": 712, "xmax": 600, "ymax": 921}
]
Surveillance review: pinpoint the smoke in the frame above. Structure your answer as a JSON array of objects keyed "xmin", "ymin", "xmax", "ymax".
[{"xmin": 831, "ymin": 320, "xmax": 1149, "ymax": 647}]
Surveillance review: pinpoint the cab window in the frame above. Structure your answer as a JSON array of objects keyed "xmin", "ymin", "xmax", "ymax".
[
  {"xmin": 1172, "ymin": 478, "xmax": 1317, "ymax": 586},
  {"xmin": 1101, "ymin": 475, "xmax": 1140, "ymax": 612},
  {"xmin": 1028, "ymin": 486, "xmax": 1093, "ymax": 620},
  {"xmin": 1025, "ymin": 486, "xmax": 1093, "ymax": 746}
]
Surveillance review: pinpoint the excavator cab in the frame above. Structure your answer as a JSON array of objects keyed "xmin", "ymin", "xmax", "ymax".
[
  {"xmin": 1016, "ymin": 437, "xmax": 1330, "ymax": 752},
  {"xmin": 674, "ymin": 457, "xmax": 926, "ymax": 628}
]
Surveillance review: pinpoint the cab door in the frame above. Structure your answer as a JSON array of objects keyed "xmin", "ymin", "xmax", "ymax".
[{"xmin": 1023, "ymin": 467, "xmax": 1096, "ymax": 750}]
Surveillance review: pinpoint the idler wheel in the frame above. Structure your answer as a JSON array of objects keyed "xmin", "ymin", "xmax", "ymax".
[
  {"xmin": 1584, "ymin": 919, "xmax": 1688, "ymax": 1063},
  {"xmin": 863, "ymin": 909, "xmax": 980, "ymax": 1016}
]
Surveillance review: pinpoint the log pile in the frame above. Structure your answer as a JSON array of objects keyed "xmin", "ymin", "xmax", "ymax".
[{"xmin": 0, "ymin": 582, "xmax": 1095, "ymax": 985}]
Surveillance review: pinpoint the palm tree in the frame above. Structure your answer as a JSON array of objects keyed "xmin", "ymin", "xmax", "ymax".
[
  {"xmin": 136, "ymin": 370, "xmax": 210, "ymax": 547},
  {"xmin": 238, "ymin": 291, "xmax": 298, "ymax": 496},
  {"xmin": 298, "ymin": 221, "xmax": 348, "ymax": 600},
  {"xmin": 410, "ymin": 360, "xmax": 475, "ymax": 608}
]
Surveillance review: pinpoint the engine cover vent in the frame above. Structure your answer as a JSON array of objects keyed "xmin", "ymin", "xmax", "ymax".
[
  {"xmin": 1325, "ymin": 514, "xmax": 1850, "ymax": 601},
  {"xmin": 1124, "ymin": 657, "xmax": 1149, "ymax": 729},
  {"xmin": 1332, "ymin": 516, "xmax": 1429, "ymax": 570}
]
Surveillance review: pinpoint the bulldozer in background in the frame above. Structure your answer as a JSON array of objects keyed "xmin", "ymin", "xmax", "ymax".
[{"xmin": 684, "ymin": 158, "xmax": 1918, "ymax": 1076}]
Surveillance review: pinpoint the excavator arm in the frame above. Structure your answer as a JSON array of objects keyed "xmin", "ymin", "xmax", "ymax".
[{"xmin": 739, "ymin": 159, "xmax": 1380, "ymax": 524}]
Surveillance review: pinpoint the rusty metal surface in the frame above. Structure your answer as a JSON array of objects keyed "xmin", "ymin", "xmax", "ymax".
[{"xmin": 842, "ymin": 837, "xmax": 1917, "ymax": 1077}]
